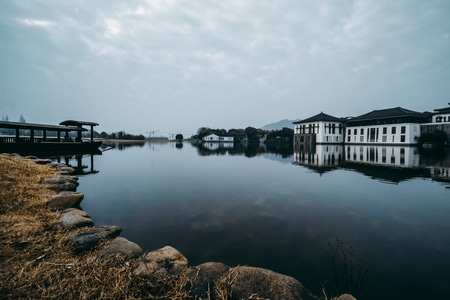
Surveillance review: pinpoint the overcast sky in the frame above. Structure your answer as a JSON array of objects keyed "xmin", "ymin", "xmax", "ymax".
[{"xmin": 1, "ymin": 1, "xmax": 449, "ymax": 136}]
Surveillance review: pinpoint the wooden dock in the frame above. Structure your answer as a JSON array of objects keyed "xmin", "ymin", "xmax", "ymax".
[{"xmin": 0, "ymin": 120, "xmax": 102, "ymax": 155}]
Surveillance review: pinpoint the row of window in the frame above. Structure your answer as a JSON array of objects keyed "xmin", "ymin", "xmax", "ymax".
[
  {"xmin": 296, "ymin": 123, "xmax": 343, "ymax": 134},
  {"xmin": 347, "ymin": 126, "xmax": 406, "ymax": 135},
  {"xmin": 297, "ymin": 125, "xmax": 410, "ymax": 136},
  {"xmin": 435, "ymin": 116, "xmax": 449, "ymax": 122}
]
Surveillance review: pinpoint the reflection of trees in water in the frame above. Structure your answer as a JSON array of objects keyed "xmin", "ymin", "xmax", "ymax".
[
  {"xmin": 192, "ymin": 142, "xmax": 293, "ymax": 157},
  {"xmin": 104, "ymin": 142, "xmax": 146, "ymax": 151},
  {"xmin": 418, "ymin": 147, "xmax": 450, "ymax": 166}
]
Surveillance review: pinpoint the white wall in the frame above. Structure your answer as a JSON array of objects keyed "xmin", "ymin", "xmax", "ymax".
[{"xmin": 346, "ymin": 123, "xmax": 420, "ymax": 145}]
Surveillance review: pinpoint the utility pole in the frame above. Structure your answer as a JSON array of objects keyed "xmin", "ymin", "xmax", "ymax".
[{"xmin": 146, "ymin": 130, "xmax": 159, "ymax": 139}]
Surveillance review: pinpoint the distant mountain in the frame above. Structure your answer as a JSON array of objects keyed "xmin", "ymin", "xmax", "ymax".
[{"xmin": 261, "ymin": 119, "xmax": 299, "ymax": 131}]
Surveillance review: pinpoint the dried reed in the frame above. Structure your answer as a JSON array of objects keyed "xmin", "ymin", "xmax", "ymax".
[{"xmin": 0, "ymin": 154, "xmax": 193, "ymax": 299}]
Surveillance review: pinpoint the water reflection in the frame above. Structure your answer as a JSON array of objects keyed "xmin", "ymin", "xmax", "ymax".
[
  {"xmin": 192, "ymin": 141, "xmax": 293, "ymax": 158},
  {"xmin": 101, "ymin": 141, "xmax": 146, "ymax": 151},
  {"xmin": 294, "ymin": 144, "xmax": 450, "ymax": 184},
  {"xmin": 52, "ymin": 153, "xmax": 99, "ymax": 175},
  {"xmin": 76, "ymin": 142, "xmax": 450, "ymax": 299}
]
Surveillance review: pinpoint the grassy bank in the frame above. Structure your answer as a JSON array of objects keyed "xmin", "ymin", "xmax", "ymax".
[{"xmin": 0, "ymin": 154, "xmax": 191, "ymax": 299}]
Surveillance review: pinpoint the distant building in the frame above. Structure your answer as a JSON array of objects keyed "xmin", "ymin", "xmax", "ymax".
[{"xmin": 202, "ymin": 133, "xmax": 234, "ymax": 143}]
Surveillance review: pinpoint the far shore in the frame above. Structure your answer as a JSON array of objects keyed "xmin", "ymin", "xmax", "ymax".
[{"xmin": 100, "ymin": 138, "xmax": 188, "ymax": 143}]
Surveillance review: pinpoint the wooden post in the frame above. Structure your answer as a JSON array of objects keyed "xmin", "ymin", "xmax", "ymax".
[
  {"xmin": 30, "ymin": 129, "xmax": 35, "ymax": 143},
  {"xmin": 77, "ymin": 125, "xmax": 82, "ymax": 142},
  {"xmin": 15, "ymin": 128, "xmax": 20, "ymax": 143}
]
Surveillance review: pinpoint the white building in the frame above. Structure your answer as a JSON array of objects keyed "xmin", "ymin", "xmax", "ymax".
[
  {"xmin": 432, "ymin": 105, "xmax": 450, "ymax": 123},
  {"xmin": 421, "ymin": 105, "xmax": 450, "ymax": 143},
  {"xmin": 293, "ymin": 112, "xmax": 345, "ymax": 146},
  {"xmin": 345, "ymin": 107, "xmax": 428, "ymax": 145},
  {"xmin": 202, "ymin": 133, "xmax": 234, "ymax": 143}
]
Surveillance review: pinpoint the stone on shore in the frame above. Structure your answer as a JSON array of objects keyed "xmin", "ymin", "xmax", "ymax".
[
  {"xmin": 98, "ymin": 237, "xmax": 144, "ymax": 260},
  {"xmin": 34, "ymin": 158, "xmax": 52, "ymax": 165},
  {"xmin": 56, "ymin": 166, "xmax": 76, "ymax": 174},
  {"xmin": 132, "ymin": 246, "xmax": 188, "ymax": 279},
  {"xmin": 44, "ymin": 176, "xmax": 79, "ymax": 185},
  {"xmin": 45, "ymin": 176, "xmax": 79, "ymax": 192},
  {"xmin": 191, "ymin": 262, "xmax": 230, "ymax": 299},
  {"xmin": 47, "ymin": 191, "xmax": 84, "ymax": 211},
  {"xmin": 336, "ymin": 294, "xmax": 357, "ymax": 300},
  {"xmin": 58, "ymin": 208, "xmax": 94, "ymax": 229},
  {"xmin": 67, "ymin": 226, "xmax": 122, "ymax": 254},
  {"xmin": 227, "ymin": 266, "xmax": 320, "ymax": 300},
  {"xmin": 49, "ymin": 182, "xmax": 78, "ymax": 191}
]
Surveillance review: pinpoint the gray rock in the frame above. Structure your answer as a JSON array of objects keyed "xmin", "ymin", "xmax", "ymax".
[
  {"xmin": 58, "ymin": 208, "xmax": 94, "ymax": 229},
  {"xmin": 35, "ymin": 158, "xmax": 52, "ymax": 164},
  {"xmin": 49, "ymin": 182, "xmax": 78, "ymax": 191},
  {"xmin": 44, "ymin": 175, "xmax": 79, "ymax": 190},
  {"xmin": 57, "ymin": 166, "xmax": 76, "ymax": 174},
  {"xmin": 47, "ymin": 191, "xmax": 84, "ymax": 211},
  {"xmin": 227, "ymin": 266, "xmax": 320, "ymax": 300},
  {"xmin": 44, "ymin": 177, "xmax": 79, "ymax": 185},
  {"xmin": 132, "ymin": 246, "xmax": 189, "ymax": 279},
  {"xmin": 191, "ymin": 262, "xmax": 230, "ymax": 299},
  {"xmin": 56, "ymin": 171, "xmax": 70, "ymax": 175},
  {"xmin": 67, "ymin": 225, "xmax": 122, "ymax": 254},
  {"xmin": 98, "ymin": 237, "xmax": 144, "ymax": 260},
  {"xmin": 60, "ymin": 175, "xmax": 79, "ymax": 181},
  {"xmin": 336, "ymin": 294, "xmax": 357, "ymax": 300}
]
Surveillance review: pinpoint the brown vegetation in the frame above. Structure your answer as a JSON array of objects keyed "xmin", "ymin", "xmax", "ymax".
[{"xmin": 0, "ymin": 154, "xmax": 193, "ymax": 299}]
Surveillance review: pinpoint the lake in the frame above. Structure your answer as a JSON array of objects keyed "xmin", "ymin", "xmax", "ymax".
[{"xmin": 65, "ymin": 142, "xmax": 450, "ymax": 299}]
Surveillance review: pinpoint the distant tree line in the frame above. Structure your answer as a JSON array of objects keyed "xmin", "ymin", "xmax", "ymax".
[
  {"xmin": 193, "ymin": 126, "xmax": 294, "ymax": 143},
  {"xmin": 99, "ymin": 131, "xmax": 145, "ymax": 140},
  {"xmin": 265, "ymin": 127, "xmax": 294, "ymax": 143}
]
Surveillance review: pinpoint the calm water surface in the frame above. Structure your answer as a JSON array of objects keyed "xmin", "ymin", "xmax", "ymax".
[{"xmin": 71, "ymin": 142, "xmax": 450, "ymax": 300}]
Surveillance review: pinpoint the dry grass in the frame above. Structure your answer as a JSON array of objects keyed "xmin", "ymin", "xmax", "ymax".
[
  {"xmin": 0, "ymin": 154, "xmax": 193, "ymax": 299},
  {"xmin": 213, "ymin": 268, "xmax": 239, "ymax": 300}
]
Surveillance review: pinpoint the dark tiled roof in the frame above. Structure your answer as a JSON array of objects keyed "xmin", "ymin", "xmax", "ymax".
[
  {"xmin": 434, "ymin": 106, "xmax": 450, "ymax": 113},
  {"xmin": 60, "ymin": 120, "xmax": 99, "ymax": 126},
  {"xmin": 0, "ymin": 120, "xmax": 86, "ymax": 131},
  {"xmin": 347, "ymin": 107, "xmax": 426, "ymax": 122},
  {"xmin": 293, "ymin": 112, "xmax": 342, "ymax": 124}
]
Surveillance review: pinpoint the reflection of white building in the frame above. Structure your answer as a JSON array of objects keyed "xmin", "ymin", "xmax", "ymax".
[
  {"xmin": 293, "ymin": 144, "xmax": 344, "ymax": 167},
  {"xmin": 203, "ymin": 142, "xmax": 234, "ymax": 151},
  {"xmin": 293, "ymin": 112, "xmax": 345, "ymax": 145},
  {"xmin": 430, "ymin": 167, "xmax": 450, "ymax": 182},
  {"xmin": 345, "ymin": 145, "xmax": 420, "ymax": 168}
]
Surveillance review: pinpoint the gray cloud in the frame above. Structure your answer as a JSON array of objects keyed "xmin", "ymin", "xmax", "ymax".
[{"xmin": 0, "ymin": 0, "xmax": 449, "ymax": 135}]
